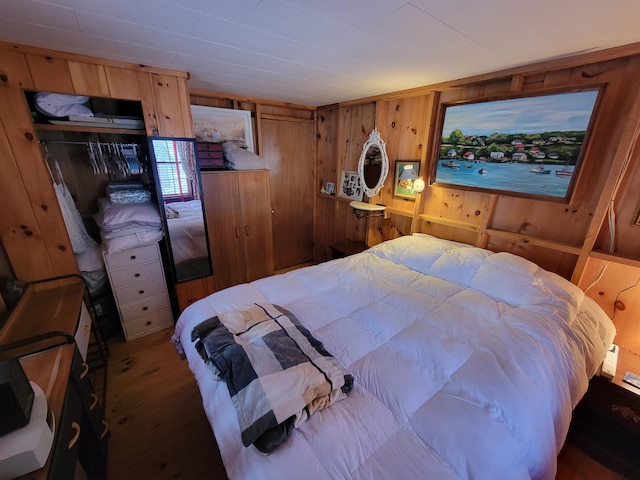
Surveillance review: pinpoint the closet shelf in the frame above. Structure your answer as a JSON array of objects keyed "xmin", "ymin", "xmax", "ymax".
[{"xmin": 35, "ymin": 123, "xmax": 146, "ymax": 135}]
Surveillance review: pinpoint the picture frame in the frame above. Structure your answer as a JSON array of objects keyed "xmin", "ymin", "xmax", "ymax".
[
  {"xmin": 430, "ymin": 88, "xmax": 602, "ymax": 202},
  {"xmin": 191, "ymin": 105, "xmax": 254, "ymax": 152},
  {"xmin": 325, "ymin": 182, "xmax": 335, "ymax": 195},
  {"xmin": 338, "ymin": 170, "xmax": 363, "ymax": 201},
  {"xmin": 394, "ymin": 160, "xmax": 421, "ymax": 199}
]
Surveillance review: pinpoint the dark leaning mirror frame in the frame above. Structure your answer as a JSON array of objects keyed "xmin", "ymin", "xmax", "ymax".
[{"xmin": 148, "ymin": 137, "xmax": 213, "ymax": 284}]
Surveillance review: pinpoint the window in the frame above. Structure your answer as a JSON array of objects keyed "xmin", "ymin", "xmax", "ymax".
[{"xmin": 153, "ymin": 140, "xmax": 192, "ymax": 200}]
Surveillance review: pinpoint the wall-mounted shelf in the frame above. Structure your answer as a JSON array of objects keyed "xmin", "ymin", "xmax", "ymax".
[
  {"xmin": 385, "ymin": 206, "xmax": 413, "ymax": 218},
  {"xmin": 419, "ymin": 214, "xmax": 585, "ymax": 255},
  {"xmin": 484, "ymin": 229, "xmax": 582, "ymax": 255},
  {"xmin": 589, "ymin": 250, "xmax": 640, "ymax": 268},
  {"xmin": 35, "ymin": 123, "xmax": 146, "ymax": 136},
  {"xmin": 419, "ymin": 214, "xmax": 480, "ymax": 232}
]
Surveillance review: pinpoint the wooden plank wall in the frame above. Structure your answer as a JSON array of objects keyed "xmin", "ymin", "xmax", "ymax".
[{"xmin": 315, "ymin": 44, "xmax": 640, "ymax": 353}]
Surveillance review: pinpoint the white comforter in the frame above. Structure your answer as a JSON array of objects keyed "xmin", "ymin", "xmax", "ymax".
[
  {"xmin": 173, "ymin": 234, "xmax": 615, "ymax": 480},
  {"xmin": 165, "ymin": 200, "xmax": 208, "ymax": 265}
]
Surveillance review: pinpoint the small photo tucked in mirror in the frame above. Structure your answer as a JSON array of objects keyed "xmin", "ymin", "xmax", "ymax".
[
  {"xmin": 338, "ymin": 170, "xmax": 363, "ymax": 201},
  {"xmin": 394, "ymin": 161, "xmax": 421, "ymax": 199}
]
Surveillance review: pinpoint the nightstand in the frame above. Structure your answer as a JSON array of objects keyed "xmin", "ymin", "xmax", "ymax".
[
  {"xmin": 568, "ymin": 347, "xmax": 640, "ymax": 477},
  {"xmin": 330, "ymin": 241, "xmax": 367, "ymax": 259}
]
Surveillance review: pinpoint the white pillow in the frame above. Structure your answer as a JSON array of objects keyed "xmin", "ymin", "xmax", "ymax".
[
  {"xmin": 222, "ymin": 141, "xmax": 265, "ymax": 170},
  {"xmin": 100, "ymin": 202, "xmax": 162, "ymax": 230},
  {"xmin": 102, "ymin": 230, "xmax": 164, "ymax": 254}
]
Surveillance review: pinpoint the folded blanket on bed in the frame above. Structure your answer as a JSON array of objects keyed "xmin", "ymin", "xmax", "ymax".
[{"xmin": 191, "ymin": 303, "xmax": 353, "ymax": 453}]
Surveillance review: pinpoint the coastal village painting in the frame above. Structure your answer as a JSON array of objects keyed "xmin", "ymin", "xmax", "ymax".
[{"xmin": 433, "ymin": 89, "xmax": 600, "ymax": 199}]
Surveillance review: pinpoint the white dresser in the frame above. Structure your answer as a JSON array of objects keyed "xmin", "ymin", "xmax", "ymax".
[{"xmin": 103, "ymin": 243, "xmax": 173, "ymax": 341}]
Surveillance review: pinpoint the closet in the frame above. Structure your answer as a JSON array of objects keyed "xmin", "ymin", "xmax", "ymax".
[
  {"xmin": 31, "ymin": 93, "xmax": 161, "ymax": 340},
  {"xmin": 201, "ymin": 170, "xmax": 274, "ymax": 290},
  {"xmin": 0, "ymin": 42, "xmax": 205, "ymax": 334}
]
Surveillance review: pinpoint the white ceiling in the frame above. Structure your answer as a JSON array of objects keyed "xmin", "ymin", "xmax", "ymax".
[{"xmin": 1, "ymin": 0, "xmax": 639, "ymax": 106}]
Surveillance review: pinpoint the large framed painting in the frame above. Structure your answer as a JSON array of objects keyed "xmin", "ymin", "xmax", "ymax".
[
  {"xmin": 191, "ymin": 105, "xmax": 254, "ymax": 152},
  {"xmin": 430, "ymin": 88, "xmax": 603, "ymax": 202}
]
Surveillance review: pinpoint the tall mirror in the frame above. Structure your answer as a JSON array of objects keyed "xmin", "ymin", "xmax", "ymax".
[
  {"xmin": 358, "ymin": 128, "xmax": 389, "ymax": 197},
  {"xmin": 148, "ymin": 137, "xmax": 212, "ymax": 283}
]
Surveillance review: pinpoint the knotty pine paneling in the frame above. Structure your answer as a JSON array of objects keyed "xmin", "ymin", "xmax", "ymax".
[
  {"xmin": 24, "ymin": 53, "xmax": 73, "ymax": 93},
  {"xmin": 68, "ymin": 61, "xmax": 110, "ymax": 97}
]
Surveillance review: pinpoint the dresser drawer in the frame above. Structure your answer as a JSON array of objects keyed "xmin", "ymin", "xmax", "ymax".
[
  {"xmin": 122, "ymin": 308, "xmax": 174, "ymax": 339},
  {"xmin": 119, "ymin": 293, "xmax": 171, "ymax": 323},
  {"xmin": 104, "ymin": 244, "xmax": 160, "ymax": 271},
  {"xmin": 114, "ymin": 277, "xmax": 167, "ymax": 305},
  {"xmin": 109, "ymin": 261, "xmax": 164, "ymax": 288}
]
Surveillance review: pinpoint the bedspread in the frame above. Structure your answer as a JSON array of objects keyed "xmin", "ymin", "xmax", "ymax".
[
  {"xmin": 191, "ymin": 303, "xmax": 353, "ymax": 453},
  {"xmin": 165, "ymin": 200, "xmax": 207, "ymax": 265},
  {"xmin": 172, "ymin": 233, "xmax": 615, "ymax": 480}
]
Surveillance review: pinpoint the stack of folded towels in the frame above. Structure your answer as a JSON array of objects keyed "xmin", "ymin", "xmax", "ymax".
[{"xmin": 96, "ymin": 183, "xmax": 163, "ymax": 254}]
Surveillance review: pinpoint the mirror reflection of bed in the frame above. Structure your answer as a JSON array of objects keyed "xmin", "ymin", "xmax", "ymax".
[
  {"xmin": 163, "ymin": 200, "xmax": 210, "ymax": 280},
  {"xmin": 149, "ymin": 137, "xmax": 212, "ymax": 283}
]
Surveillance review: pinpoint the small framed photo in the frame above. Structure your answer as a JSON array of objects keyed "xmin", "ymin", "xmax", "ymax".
[
  {"xmin": 325, "ymin": 182, "xmax": 335, "ymax": 195},
  {"xmin": 394, "ymin": 160, "xmax": 421, "ymax": 199},
  {"xmin": 338, "ymin": 170, "xmax": 363, "ymax": 201}
]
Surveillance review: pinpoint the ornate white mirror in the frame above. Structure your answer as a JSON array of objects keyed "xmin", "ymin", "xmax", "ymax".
[{"xmin": 357, "ymin": 128, "xmax": 389, "ymax": 198}]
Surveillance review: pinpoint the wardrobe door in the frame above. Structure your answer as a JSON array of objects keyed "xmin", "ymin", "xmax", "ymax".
[
  {"xmin": 201, "ymin": 170, "xmax": 274, "ymax": 291},
  {"xmin": 238, "ymin": 170, "xmax": 274, "ymax": 283},
  {"xmin": 201, "ymin": 172, "xmax": 246, "ymax": 290}
]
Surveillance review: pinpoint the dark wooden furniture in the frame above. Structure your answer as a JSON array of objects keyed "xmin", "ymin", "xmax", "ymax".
[
  {"xmin": 330, "ymin": 241, "xmax": 367, "ymax": 259},
  {"xmin": 0, "ymin": 276, "xmax": 109, "ymax": 479},
  {"xmin": 568, "ymin": 346, "xmax": 640, "ymax": 478},
  {"xmin": 18, "ymin": 344, "xmax": 109, "ymax": 479}
]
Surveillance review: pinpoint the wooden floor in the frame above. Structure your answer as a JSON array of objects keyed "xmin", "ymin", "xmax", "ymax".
[
  {"xmin": 105, "ymin": 328, "xmax": 228, "ymax": 480},
  {"xmin": 105, "ymin": 327, "xmax": 629, "ymax": 480}
]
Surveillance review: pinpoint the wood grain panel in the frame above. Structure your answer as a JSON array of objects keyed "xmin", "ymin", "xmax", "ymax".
[
  {"xmin": 175, "ymin": 275, "xmax": 215, "ymax": 312},
  {"xmin": 238, "ymin": 171, "xmax": 274, "ymax": 282},
  {"xmin": 0, "ymin": 49, "xmax": 34, "ymax": 89},
  {"xmin": 25, "ymin": 53, "xmax": 73, "ymax": 92},
  {"xmin": 104, "ymin": 66, "xmax": 142, "ymax": 100},
  {"xmin": 201, "ymin": 172, "xmax": 246, "ymax": 290},
  {"xmin": 68, "ymin": 61, "xmax": 109, "ymax": 96},
  {"xmin": 580, "ymin": 259, "xmax": 640, "ymax": 352},
  {"xmin": 262, "ymin": 118, "xmax": 314, "ymax": 269},
  {"xmin": 135, "ymin": 71, "xmax": 160, "ymax": 136},
  {"xmin": 0, "ymin": 115, "xmax": 54, "ymax": 281},
  {"xmin": 151, "ymin": 73, "xmax": 188, "ymax": 137},
  {"xmin": 0, "ymin": 85, "xmax": 76, "ymax": 282}
]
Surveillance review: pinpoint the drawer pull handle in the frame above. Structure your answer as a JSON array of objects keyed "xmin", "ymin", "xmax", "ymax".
[
  {"xmin": 134, "ymin": 273, "xmax": 141, "ymax": 278},
  {"xmin": 80, "ymin": 362, "xmax": 89, "ymax": 379},
  {"xmin": 101, "ymin": 420, "xmax": 109, "ymax": 439},
  {"xmin": 130, "ymin": 255, "xmax": 136, "ymax": 260},
  {"xmin": 69, "ymin": 422, "xmax": 81, "ymax": 449},
  {"xmin": 245, "ymin": 225, "xmax": 250, "ymax": 236},
  {"xmin": 90, "ymin": 393, "xmax": 98, "ymax": 411},
  {"xmin": 143, "ymin": 306, "xmax": 149, "ymax": 311},
  {"xmin": 611, "ymin": 404, "xmax": 640, "ymax": 423},
  {"xmin": 235, "ymin": 227, "xmax": 241, "ymax": 238},
  {"xmin": 146, "ymin": 321, "xmax": 152, "ymax": 326},
  {"xmin": 139, "ymin": 290, "xmax": 145, "ymax": 294}
]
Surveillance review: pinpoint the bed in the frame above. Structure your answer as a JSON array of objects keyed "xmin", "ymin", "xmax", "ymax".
[
  {"xmin": 164, "ymin": 200, "xmax": 208, "ymax": 266},
  {"xmin": 172, "ymin": 233, "xmax": 615, "ymax": 479}
]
